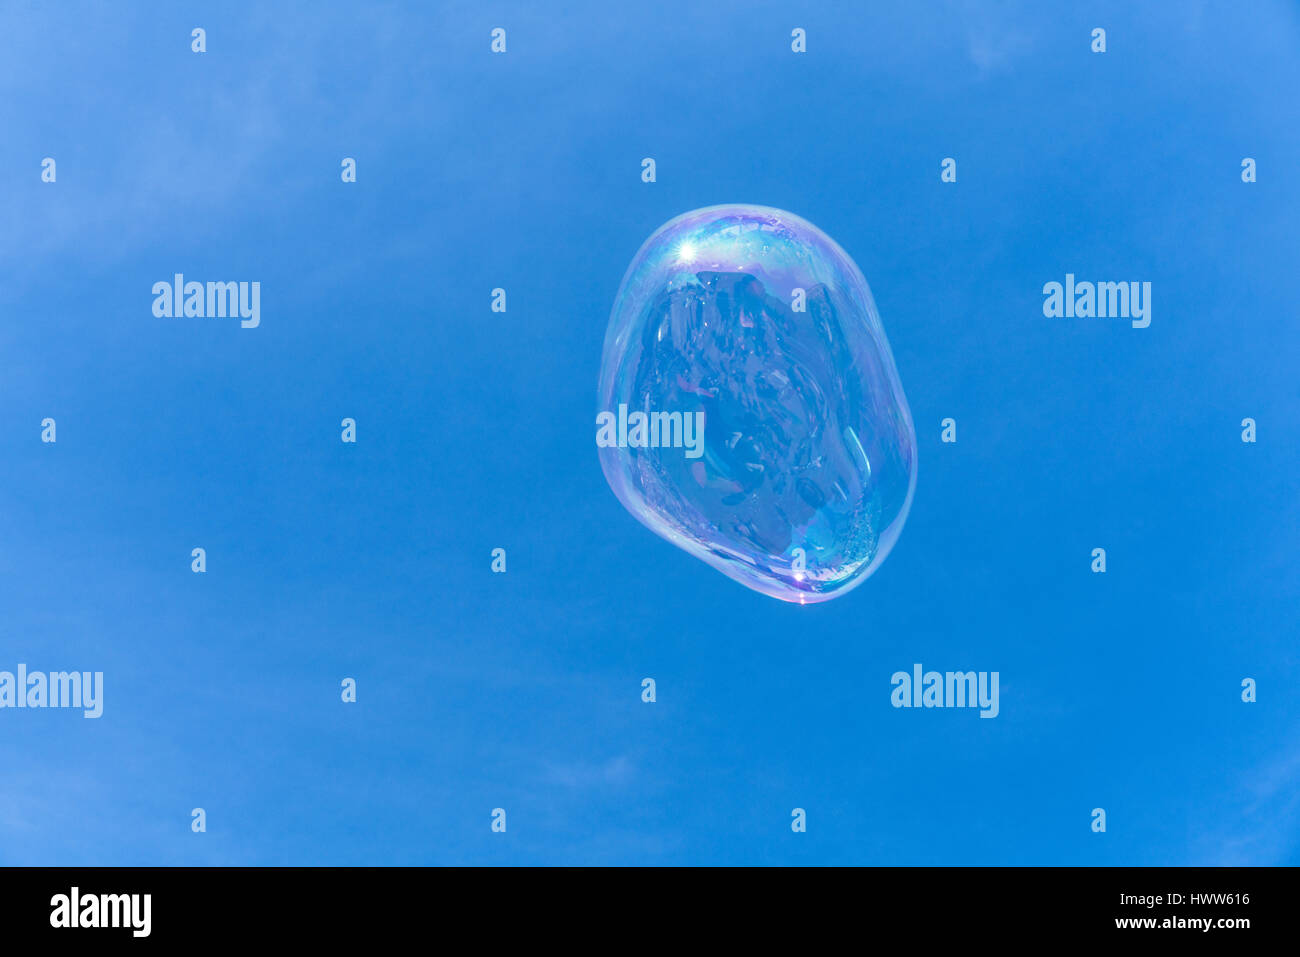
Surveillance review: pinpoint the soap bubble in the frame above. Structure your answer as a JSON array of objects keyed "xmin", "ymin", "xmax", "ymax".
[{"xmin": 597, "ymin": 205, "xmax": 916, "ymax": 604}]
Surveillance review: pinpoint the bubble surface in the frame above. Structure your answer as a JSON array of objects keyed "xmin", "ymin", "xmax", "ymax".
[{"xmin": 597, "ymin": 205, "xmax": 916, "ymax": 604}]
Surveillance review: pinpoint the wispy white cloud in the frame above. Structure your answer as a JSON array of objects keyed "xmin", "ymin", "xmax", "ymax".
[
  {"xmin": 543, "ymin": 754, "xmax": 634, "ymax": 790},
  {"xmin": 1201, "ymin": 733, "xmax": 1300, "ymax": 865},
  {"xmin": 966, "ymin": 26, "xmax": 1036, "ymax": 75}
]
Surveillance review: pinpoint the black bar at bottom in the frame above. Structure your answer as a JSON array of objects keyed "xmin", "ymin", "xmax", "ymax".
[{"xmin": 0, "ymin": 866, "xmax": 1289, "ymax": 943}]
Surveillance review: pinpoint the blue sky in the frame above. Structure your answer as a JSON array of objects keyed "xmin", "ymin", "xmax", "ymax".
[{"xmin": 0, "ymin": 0, "xmax": 1296, "ymax": 865}]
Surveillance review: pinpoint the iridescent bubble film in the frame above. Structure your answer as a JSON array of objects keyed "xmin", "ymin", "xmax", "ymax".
[{"xmin": 597, "ymin": 205, "xmax": 916, "ymax": 603}]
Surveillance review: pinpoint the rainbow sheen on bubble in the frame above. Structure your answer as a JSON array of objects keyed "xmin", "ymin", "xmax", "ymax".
[{"xmin": 597, "ymin": 204, "xmax": 917, "ymax": 604}]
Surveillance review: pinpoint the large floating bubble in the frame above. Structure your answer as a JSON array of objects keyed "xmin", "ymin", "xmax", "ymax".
[{"xmin": 596, "ymin": 205, "xmax": 916, "ymax": 604}]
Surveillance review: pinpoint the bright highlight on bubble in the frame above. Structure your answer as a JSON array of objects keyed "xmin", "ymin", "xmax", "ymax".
[{"xmin": 597, "ymin": 204, "xmax": 917, "ymax": 604}]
